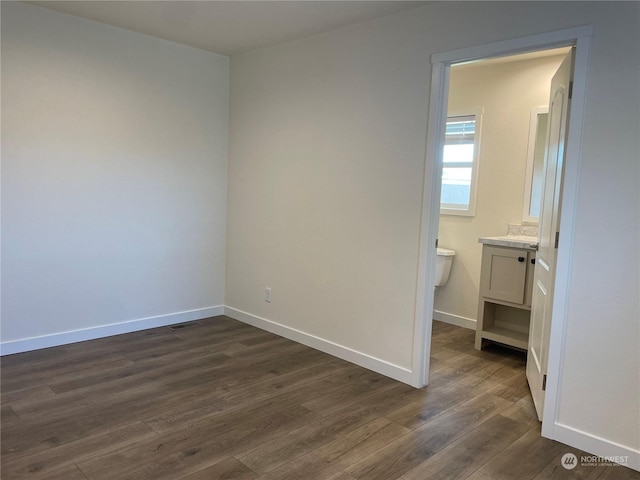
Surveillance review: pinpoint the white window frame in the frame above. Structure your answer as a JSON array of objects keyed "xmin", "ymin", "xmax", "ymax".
[{"xmin": 440, "ymin": 111, "xmax": 482, "ymax": 216}]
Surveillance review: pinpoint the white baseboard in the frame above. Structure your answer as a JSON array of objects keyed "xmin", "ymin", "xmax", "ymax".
[
  {"xmin": 224, "ymin": 306, "xmax": 416, "ymax": 386},
  {"xmin": 433, "ymin": 310, "xmax": 476, "ymax": 330},
  {"xmin": 0, "ymin": 306, "xmax": 225, "ymax": 356},
  {"xmin": 551, "ymin": 422, "xmax": 640, "ymax": 472}
]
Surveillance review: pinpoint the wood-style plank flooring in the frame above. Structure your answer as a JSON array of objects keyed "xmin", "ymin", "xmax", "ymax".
[{"xmin": 2, "ymin": 317, "xmax": 638, "ymax": 480}]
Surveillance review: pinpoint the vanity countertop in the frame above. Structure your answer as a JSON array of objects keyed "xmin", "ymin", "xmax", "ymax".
[{"xmin": 479, "ymin": 235, "xmax": 539, "ymax": 250}]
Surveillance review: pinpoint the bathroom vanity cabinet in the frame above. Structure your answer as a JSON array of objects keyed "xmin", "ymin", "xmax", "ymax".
[{"xmin": 475, "ymin": 242, "xmax": 537, "ymax": 350}]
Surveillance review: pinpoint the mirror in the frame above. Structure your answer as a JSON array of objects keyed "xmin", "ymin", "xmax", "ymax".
[{"xmin": 523, "ymin": 106, "xmax": 548, "ymax": 224}]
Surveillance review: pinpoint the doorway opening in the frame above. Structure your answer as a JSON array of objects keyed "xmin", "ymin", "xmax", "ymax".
[
  {"xmin": 412, "ymin": 26, "xmax": 592, "ymax": 441},
  {"xmin": 433, "ymin": 47, "xmax": 570, "ymax": 333}
]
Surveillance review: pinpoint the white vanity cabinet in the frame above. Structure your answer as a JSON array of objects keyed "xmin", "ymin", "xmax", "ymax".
[{"xmin": 475, "ymin": 239, "xmax": 537, "ymax": 350}]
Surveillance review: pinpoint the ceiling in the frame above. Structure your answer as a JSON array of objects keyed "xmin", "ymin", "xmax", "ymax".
[{"xmin": 26, "ymin": 1, "xmax": 428, "ymax": 56}]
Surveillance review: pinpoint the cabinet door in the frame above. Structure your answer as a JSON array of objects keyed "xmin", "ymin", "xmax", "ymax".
[{"xmin": 480, "ymin": 246, "xmax": 527, "ymax": 304}]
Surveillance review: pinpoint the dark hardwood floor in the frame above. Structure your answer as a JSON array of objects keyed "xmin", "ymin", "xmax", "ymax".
[{"xmin": 1, "ymin": 317, "xmax": 637, "ymax": 480}]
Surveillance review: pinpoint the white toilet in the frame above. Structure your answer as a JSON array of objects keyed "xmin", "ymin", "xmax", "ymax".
[{"xmin": 435, "ymin": 247, "xmax": 456, "ymax": 286}]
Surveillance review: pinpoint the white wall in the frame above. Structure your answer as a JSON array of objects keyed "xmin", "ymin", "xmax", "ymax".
[
  {"xmin": 435, "ymin": 55, "xmax": 564, "ymax": 325},
  {"xmin": 227, "ymin": 1, "xmax": 639, "ymax": 463},
  {"xmin": 226, "ymin": 18, "xmax": 428, "ymax": 373},
  {"xmin": 1, "ymin": 2, "xmax": 229, "ymax": 350}
]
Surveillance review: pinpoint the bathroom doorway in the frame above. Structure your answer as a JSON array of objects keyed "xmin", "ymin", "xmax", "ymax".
[
  {"xmin": 412, "ymin": 26, "xmax": 591, "ymax": 440},
  {"xmin": 433, "ymin": 49, "xmax": 568, "ymax": 335}
]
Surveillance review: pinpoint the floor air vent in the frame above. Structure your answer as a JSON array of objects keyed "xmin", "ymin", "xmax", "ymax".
[{"xmin": 169, "ymin": 321, "xmax": 200, "ymax": 330}]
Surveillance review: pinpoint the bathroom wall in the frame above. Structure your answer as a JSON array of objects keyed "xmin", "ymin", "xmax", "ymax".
[{"xmin": 434, "ymin": 55, "xmax": 565, "ymax": 327}]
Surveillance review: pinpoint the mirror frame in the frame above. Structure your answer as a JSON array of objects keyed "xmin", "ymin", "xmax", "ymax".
[{"xmin": 522, "ymin": 106, "xmax": 549, "ymax": 224}]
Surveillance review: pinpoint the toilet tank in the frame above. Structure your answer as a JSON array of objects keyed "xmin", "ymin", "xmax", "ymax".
[{"xmin": 435, "ymin": 247, "xmax": 456, "ymax": 287}]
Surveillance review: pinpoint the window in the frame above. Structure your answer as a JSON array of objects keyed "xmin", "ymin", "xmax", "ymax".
[{"xmin": 440, "ymin": 114, "xmax": 480, "ymax": 216}]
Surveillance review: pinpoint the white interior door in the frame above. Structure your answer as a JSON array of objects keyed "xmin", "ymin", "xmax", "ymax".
[{"xmin": 527, "ymin": 49, "xmax": 574, "ymax": 420}]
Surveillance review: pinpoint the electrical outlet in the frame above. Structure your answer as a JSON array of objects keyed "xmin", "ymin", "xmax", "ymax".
[{"xmin": 264, "ymin": 287, "xmax": 272, "ymax": 303}]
